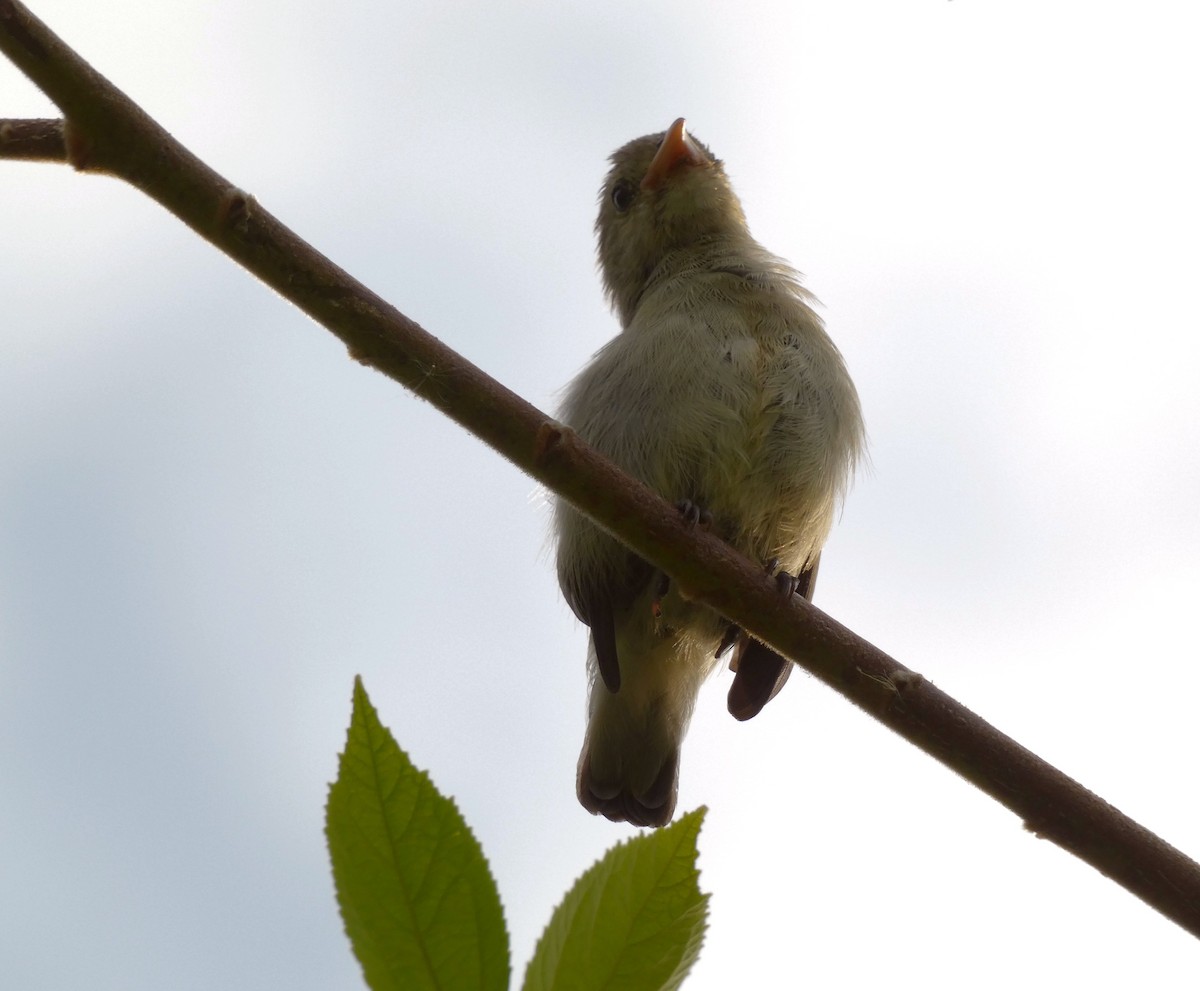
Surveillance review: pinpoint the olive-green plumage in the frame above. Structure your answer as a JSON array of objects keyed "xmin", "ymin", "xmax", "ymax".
[{"xmin": 555, "ymin": 120, "xmax": 864, "ymax": 826}]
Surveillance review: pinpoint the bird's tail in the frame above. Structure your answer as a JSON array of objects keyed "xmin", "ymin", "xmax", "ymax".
[{"xmin": 576, "ymin": 629, "xmax": 716, "ymax": 827}]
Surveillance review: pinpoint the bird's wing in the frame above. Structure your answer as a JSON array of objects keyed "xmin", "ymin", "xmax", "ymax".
[
  {"xmin": 726, "ymin": 555, "xmax": 820, "ymax": 720},
  {"xmin": 585, "ymin": 592, "xmax": 621, "ymax": 693}
]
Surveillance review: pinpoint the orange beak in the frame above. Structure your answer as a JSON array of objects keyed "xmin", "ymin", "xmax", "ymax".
[{"xmin": 640, "ymin": 118, "xmax": 708, "ymax": 191}]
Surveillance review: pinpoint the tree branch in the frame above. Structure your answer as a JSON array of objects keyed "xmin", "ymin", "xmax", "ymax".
[
  {"xmin": 0, "ymin": 116, "xmax": 63, "ymax": 159},
  {"xmin": 3, "ymin": 0, "xmax": 1199, "ymax": 938}
]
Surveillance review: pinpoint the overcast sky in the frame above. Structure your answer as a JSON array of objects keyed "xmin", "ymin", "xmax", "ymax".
[{"xmin": 2, "ymin": 1, "xmax": 1199, "ymax": 987}]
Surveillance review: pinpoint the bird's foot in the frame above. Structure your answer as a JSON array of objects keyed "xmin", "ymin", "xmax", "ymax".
[
  {"xmin": 714, "ymin": 559, "xmax": 797, "ymax": 661},
  {"xmin": 715, "ymin": 621, "xmax": 740, "ymax": 658},
  {"xmin": 764, "ymin": 557, "xmax": 803, "ymax": 599},
  {"xmin": 653, "ymin": 500, "xmax": 714, "ymax": 616},
  {"xmin": 675, "ymin": 498, "xmax": 713, "ymax": 528}
]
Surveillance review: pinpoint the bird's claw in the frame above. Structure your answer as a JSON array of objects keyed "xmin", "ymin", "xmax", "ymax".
[
  {"xmin": 658, "ymin": 500, "xmax": 711, "ymax": 618},
  {"xmin": 715, "ymin": 622, "xmax": 740, "ymax": 659},
  {"xmin": 716, "ymin": 559, "xmax": 798, "ymax": 663},
  {"xmin": 774, "ymin": 570, "xmax": 799, "ymax": 599},
  {"xmin": 764, "ymin": 558, "xmax": 799, "ymax": 599},
  {"xmin": 676, "ymin": 499, "xmax": 713, "ymax": 528}
]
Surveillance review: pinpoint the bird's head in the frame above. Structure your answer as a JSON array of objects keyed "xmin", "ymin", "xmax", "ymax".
[{"xmin": 596, "ymin": 118, "xmax": 748, "ymax": 326}]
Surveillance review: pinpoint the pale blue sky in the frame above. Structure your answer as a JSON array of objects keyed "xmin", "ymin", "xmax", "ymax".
[{"xmin": 2, "ymin": 1, "xmax": 1198, "ymax": 987}]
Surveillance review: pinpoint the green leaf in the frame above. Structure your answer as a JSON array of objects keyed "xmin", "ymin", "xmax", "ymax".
[
  {"xmin": 522, "ymin": 808, "xmax": 709, "ymax": 991},
  {"xmin": 325, "ymin": 676, "xmax": 510, "ymax": 991}
]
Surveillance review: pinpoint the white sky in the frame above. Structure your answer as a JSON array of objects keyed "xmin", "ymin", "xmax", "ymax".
[{"xmin": 2, "ymin": 1, "xmax": 1199, "ymax": 987}]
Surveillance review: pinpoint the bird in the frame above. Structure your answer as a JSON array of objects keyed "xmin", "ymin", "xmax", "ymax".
[{"xmin": 553, "ymin": 119, "xmax": 864, "ymax": 827}]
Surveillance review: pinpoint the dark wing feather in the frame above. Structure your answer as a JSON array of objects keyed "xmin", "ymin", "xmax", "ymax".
[
  {"xmin": 587, "ymin": 593, "xmax": 621, "ymax": 693},
  {"xmin": 726, "ymin": 556, "xmax": 820, "ymax": 720}
]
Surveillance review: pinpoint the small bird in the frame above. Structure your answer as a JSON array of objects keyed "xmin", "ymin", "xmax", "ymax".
[{"xmin": 554, "ymin": 119, "xmax": 864, "ymax": 827}]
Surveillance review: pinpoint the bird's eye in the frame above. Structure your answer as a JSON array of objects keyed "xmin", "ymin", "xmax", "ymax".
[{"xmin": 611, "ymin": 180, "xmax": 636, "ymax": 213}]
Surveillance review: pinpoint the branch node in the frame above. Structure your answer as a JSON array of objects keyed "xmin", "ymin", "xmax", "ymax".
[
  {"xmin": 62, "ymin": 118, "xmax": 92, "ymax": 171},
  {"xmin": 1023, "ymin": 813, "xmax": 1058, "ymax": 840},
  {"xmin": 533, "ymin": 420, "xmax": 568, "ymax": 465},
  {"xmin": 217, "ymin": 186, "xmax": 254, "ymax": 232},
  {"xmin": 890, "ymin": 669, "xmax": 925, "ymax": 695},
  {"xmin": 857, "ymin": 665, "xmax": 925, "ymax": 715}
]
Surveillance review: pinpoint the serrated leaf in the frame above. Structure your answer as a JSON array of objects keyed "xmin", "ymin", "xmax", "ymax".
[
  {"xmin": 325, "ymin": 677, "xmax": 510, "ymax": 991},
  {"xmin": 522, "ymin": 808, "xmax": 709, "ymax": 991}
]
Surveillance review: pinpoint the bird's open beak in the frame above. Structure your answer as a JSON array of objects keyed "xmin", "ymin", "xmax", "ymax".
[{"xmin": 640, "ymin": 118, "xmax": 708, "ymax": 191}]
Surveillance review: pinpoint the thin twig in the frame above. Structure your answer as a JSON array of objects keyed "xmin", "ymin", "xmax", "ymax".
[
  {"xmin": 0, "ymin": 116, "xmax": 63, "ymax": 159},
  {"xmin": 2, "ymin": 0, "xmax": 1199, "ymax": 938}
]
